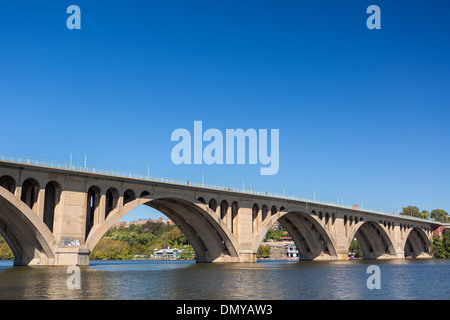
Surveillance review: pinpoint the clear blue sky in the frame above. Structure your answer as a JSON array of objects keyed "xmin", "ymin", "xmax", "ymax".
[{"xmin": 1, "ymin": 1, "xmax": 449, "ymax": 221}]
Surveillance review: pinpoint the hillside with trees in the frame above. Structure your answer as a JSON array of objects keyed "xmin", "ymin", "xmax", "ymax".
[{"xmin": 90, "ymin": 221, "xmax": 195, "ymax": 260}]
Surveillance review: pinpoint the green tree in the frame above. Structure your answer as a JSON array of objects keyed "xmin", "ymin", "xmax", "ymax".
[
  {"xmin": 256, "ymin": 244, "xmax": 270, "ymax": 259},
  {"xmin": 431, "ymin": 231, "xmax": 450, "ymax": 258},
  {"xmin": 419, "ymin": 210, "xmax": 430, "ymax": 220},
  {"xmin": 430, "ymin": 209, "xmax": 449, "ymax": 223},
  {"xmin": 0, "ymin": 241, "xmax": 14, "ymax": 260},
  {"xmin": 131, "ymin": 243, "xmax": 148, "ymax": 255},
  {"xmin": 263, "ymin": 227, "xmax": 288, "ymax": 242},
  {"xmin": 400, "ymin": 206, "xmax": 429, "ymax": 219},
  {"xmin": 349, "ymin": 239, "xmax": 363, "ymax": 258},
  {"xmin": 90, "ymin": 238, "xmax": 131, "ymax": 260},
  {"xmin": 179, "ymin": 245, "xmax": 195, "ymax": 260},
  {"xmin": 401, "ymin": 206, "xmax": 420, "ymax": 217}
]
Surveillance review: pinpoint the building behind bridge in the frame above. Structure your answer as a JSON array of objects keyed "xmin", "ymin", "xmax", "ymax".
[
  {"xmin": 153, "ymin": 247, "xmax": 182, "ymax": 259},
  {"xmin": 114, "ymin": 217, "xmax": 174, "ymax": 228}
]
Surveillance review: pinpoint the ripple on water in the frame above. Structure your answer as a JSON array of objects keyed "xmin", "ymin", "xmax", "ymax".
[{"xmin": 0, "ymin": 259, "xmax": 448, "ymax": 299}]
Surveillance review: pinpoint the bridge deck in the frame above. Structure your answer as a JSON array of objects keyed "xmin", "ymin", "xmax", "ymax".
[{"xmin": 0, "ymin": 153, "xmax": 443, "ymax": 226}]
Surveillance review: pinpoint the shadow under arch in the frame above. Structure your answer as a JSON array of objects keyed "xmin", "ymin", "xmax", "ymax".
[
  {"xmin": 346, "ymin": 220, "xmax": 396, "ymax": 259},
  {"xmin": 404, "ymin": 227, "xmax": 432, "ymax": 258},
  {"xmin": 0, "ymin": 175, "xmax": 16, "ymax": 193},
  {"xmin": 0, "ymin": 187, "xmax": 56, "ymax": 265},
  {"xmin": 255, "ymin": 210, "xmax": 338, "ymax": 261},
  {"xmin": 85, "ymin": 193, "xmax": 241, "ymax": 263}
]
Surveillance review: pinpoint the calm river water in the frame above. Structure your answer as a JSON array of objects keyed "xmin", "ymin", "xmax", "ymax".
[{"xmin": 0, "ymin": 259, "xmax": 448, "ymax": 300}]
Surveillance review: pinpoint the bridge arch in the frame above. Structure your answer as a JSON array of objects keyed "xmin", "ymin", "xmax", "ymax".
[
  {"xmin": 197, "ymin": 197, "xmax": 206, "ymax": 204},
  {"xmin": 347, "ymin": 220, "xmax": 396, "ymax": 259},
  {"xmin": 254, "ymin": 209, "xmax": 338, "ymax": 260},
  {"xmin": 0, "ymin": 175, "xmax": 16, "ymax": 194},
  {"xmin": 43, "ymin": 181, "xmax": 62, "ymax": 233},
  {"xmin": 85, "ymin": 185, "xmax": 102, "ymax": 240},
  {"xmin": 270, "ymin": 205, "xmax": 277, "ymax": 217},
  {"xmin": 0, "ymin": 187, "xmax": 56, "ymax": 265},
  {"xmin": 280, "ymin": 211, "xmax": 338, "ymax": 260},
  {"xmin": 261, "ymin": 204, "xmax": 269, "ymax": 223},
  {"xmin": 208, "ymin": 198, "xmax": 218, "ymax": 212},
  {"xmin": 404, "ymin": 227, "xmax": 432, "ymax": 258},
  {"xmin": 220, "ymin": 199, "xmax": 229, "ymax": 221},
  {"xmin": 252, "ymin": 203, "xmax": 259, "ymax": 234},
  {"xmin": 21, "ymin": 178, "xmax": 40, "ymax": 212},
  {"xmin": 105, "ymin": 187, "xmax": 119, "ymax": 219},
  {"xmin": 85, "ymin": 192, "xmax": 241, "ymax": 262},
  {"xmin": 123, "ymin": 189, "xmax": 136, "ymax": 205},
  {"xmin": 231, "ymin": 201, "xmax": 239, "ymax": 235}
]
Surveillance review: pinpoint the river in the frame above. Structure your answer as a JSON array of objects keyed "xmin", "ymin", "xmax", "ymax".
[{"xmin": 0, "ymin": 259, "xmax": 448, "ymax": 300}]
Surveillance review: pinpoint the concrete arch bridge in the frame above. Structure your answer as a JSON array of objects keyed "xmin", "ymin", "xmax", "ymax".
[{"xmin": 0, "ymin": 157, "xmax": 446, "ymax": 266}]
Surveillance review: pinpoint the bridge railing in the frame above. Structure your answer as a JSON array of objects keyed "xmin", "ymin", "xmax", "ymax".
[{"xmin": 0, "ymin": 153, "xmax": 435, "ymax": 224}]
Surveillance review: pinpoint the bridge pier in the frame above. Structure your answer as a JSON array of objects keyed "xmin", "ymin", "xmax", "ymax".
[
  {"xmin": 13, "ymin": 252, "xmax": 52, "ymax": 266},
  {"xmin": 54, "ymin": 248, "xmax": 90, "ymax": 266},
  {"xmin": 12, "ymin": 248, "xmax": 90, "ymax": 266},
  {"xmin": 239, "ymin": 250, "xmax": 257, "ymax": 263}
]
